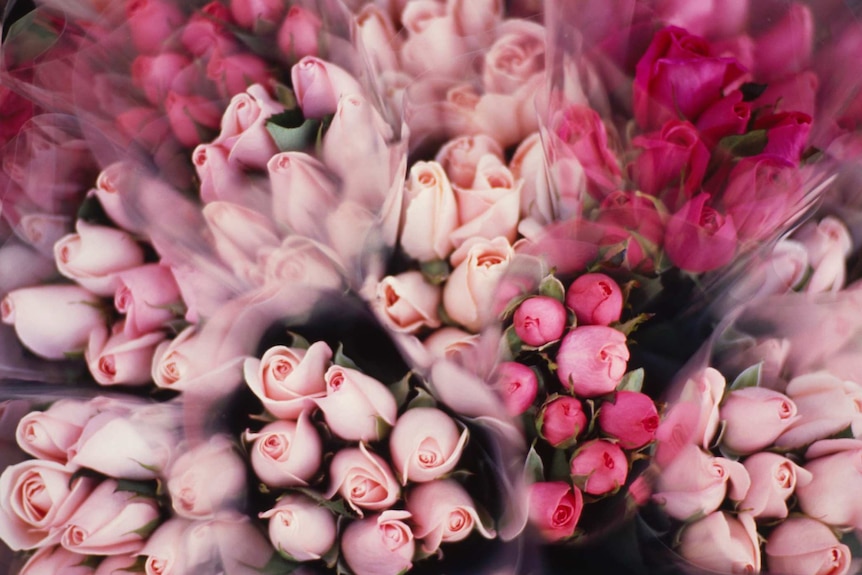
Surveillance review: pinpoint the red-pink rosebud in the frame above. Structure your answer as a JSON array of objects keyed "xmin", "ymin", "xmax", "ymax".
[
  {"xmin": 494, "ymin": 362, "xmax": 538, "ymax": 416},
  {"xmin": 565, "ymin": 273, "xmax": 623, "ymax": 326},
  {"xmin": 598, "ymin": 391, "xmax": 659, "ymax": 449},
  {"xmin": 539, "ymin": 396, "xmax": 587, "ymax": 447},
  {"xmin": 513, "ymin": 296, "xmax": 567, "ymax": 346},
  {"xmin": 556, "ymin": 326, "xmax": 629, "ymax": 397},
  {"xmin": 570, "ymin": 439, "xmax": 628, "ymax": 495},
  {"xmin": 527, "ymin": 481, "xmax": 583, "ymax": 542}
]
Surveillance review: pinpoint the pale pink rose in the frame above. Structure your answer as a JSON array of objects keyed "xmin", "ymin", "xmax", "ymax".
[
  {"xmin": 556, "ymin": 326, "xmax": 629, "ymax": 397},
  {"xmin": 167, "ymin": 436, "xmax": 247, "ymax": 519},
  {"xmin": 527, "ymin": 481, "xmax": 583, "ymax": 542},
  {"xmin": 326, "ymin": 199, "xmax": 384, "ymax": 268},
  {"xmin": 449, "ymin": 154, "xmax": 521, "ymax": 248},
  {"xmin": 510, "ymin": 132, "xmax": 556, "ymax": 224},
  {"xmin": 513, "ymin": 296, "xmax": 567, "ymax": 347},
  {"xmin": 570, "ymin": 439, "xmax": 628, "ymax": 496},
  {"xmin": 15, "ymin": 399, "xmax": 98, "ymax": 464},
  {"xmin": 180, "ymin": 514, "xmax": 274, "ymax": 574},
  {"xmin": 719, "ymin": 387, "xmax": 798, "ymax": 455},
  {"xmin": 794, "ymin": 216, "xmax": 853, "ymax": 293},
  {"xmin": 796, "ymin": 439, "xmax": 862, "ymax": 529},
  {"xmin": 494, "ymin": 361, "xmax": 538, "ymax": 416},
  {"xmin": 60, "ymin": 478, "xmax": 160, "ymax": 555},
  {"xmin": 315, "ymin": 366, "xmax": 398, "ymax": 442},
  {"xmin": 93, "ymin": 554, "xmax": 140, "ymax": 575},
  {"xmin": 765, "ymin": 517, "xmax": 852, "ymax": 575},
  {"xmin": 17, "ymin": 546, "xmax": 95, "ymax": 575},
  {"xmin": 407, "ymin": 478, "xmax": 495, "ymax": 553},
  {"xmin": 374, "ymin": 271, "xmax": 441, "ymax": 334},
  {"xmin": 85, "ymin": 322, "xmax": 165, "ymax": 386},
  {"xmin": 1, "ymin": 285, "xmax": 105, "ymax": 360},
  {"xmin": 565, "ymin": 273, "xmax": 624, "ymax": 326},
  {"xmin": 164, "ymin": 91, "xmax": 222, "ymax": 148},
  {"xmin": 449, "ymin": 0, "xmax": 502, "ymax": 35},
  {"xmin": 390, "ymin": 407, "xmax": 469, "ymax": 485},
  {"xmin": 678, "ymin": 512, "xmax": 761, "ymax": 575},
  {"xmin": 597, "ymin": 391, "xmax": 660, "ymax": 449},
  {"xmin": 245, "ymin": 414, "xmax": 322, "ymax": 488},
  {"xmin": 243, "ymin": 342, "xmax": 332, "ymax": 419},
  {"xmin": 539, "ymin": 395, "xmax": 587, "ymax": 448},
  {"xmin": 740, "ymin": 452, "xmax": 812, "ymax": 520},
  {"xmin": 0, "ymin": 460, "xmax": 96, "ymax": 550},
  {"xmin": 399, "ymin": 3, "xmax": 466, "ymax": 79},
  {"xmin": 212, "ymin": 84, "xmax": 283, "ymax": 170},
  {"xmin": 326, "ymin": 444, "xmax": 400, "ymax": 514},
  {"xmin": 259, "ymin": 494, "xmax": 336, "ymax": 561},
  {"xmin": 138, "ymin": 517, "xmax": 192, "ymax": 575},
  {"xmin": 443, "ymin": 80, "xmax": 543, "ymax": 148},
  {"xmin": 114, "ymin": 264, "xmax": 181, "ymax": 338},
  {"xmin": 652, "ymin": 444, "xmax": 751, "ymax": 521},
  {"xmin": 776, "ymin": 372, "xmax": 862, "ymax": 449},
  {"xmin": 151, "ymin": 326, "xmax": 201, "ymax": 391},
  {"xmin": 203, "ymin": 201, "xmax": 279, "ymax": 282},
  {"xmin": 400, "ymin": 160, "xmax": 459, "ymax": 262},
  {"xmin": 443, "ymin": 236, "xmax": 514, "ymax": 332},
  {"xmin": 54, "ymin": 221, "xmax": 145, "ymax": 296},
  {"xmin": 356, "ymin": 5, "xmax": 400, "ymax": 73},
  {"xmin": 277, "ymin": 5, "xmax": 322, "ymax": 60},
  {"xmin": 262, "ymin": 236, "xmax": 347, "ymax": 291},
  {"xmin": 206, "ymin": 52, "xmax": 270, "ymax": 100},
  {"xmin": 17, "ymin": 213, "xmax": 72, "ymax": 257},
  {"xmin": 291, "ymin": 57, "xmax": 363, "ymax": 119},
  {"xmin": 341, "ymin": 510, "xmax": 415, "ymax": 575},
  {"xmin": 0, "ymin": 242, "xmax": 56, "ymax": 294},
  {"xmin": 91, "ymin": 162, "xmax": 147, "ymax": 234},
  {"xmin": 721, "ymin": 240, "xmax": 809, "ymax": 311},
  {"xmin": 482, "ymin": 20, "xmax": 545, "ymax": 95},
  {"xmin": 192, "ymin": 143, "xmax": 248, "ymax": 205},
  {"xmin": 436, "ymin": 134, "xmax": 505, "ymax": 189},
  {"xmin": 131, "ymin": 52, "xmax": 196, "ymax": 106},
  {"xmin": 268, "ymin": 152, "xmax": 339, "ymax": 241},
  {"xmin": 229, "ymin": 0, "xmax": 284, "ymax": 29}
]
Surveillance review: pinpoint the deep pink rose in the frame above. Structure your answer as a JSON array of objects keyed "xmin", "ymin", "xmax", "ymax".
[
  {"xmin": 719, "ymin": 387, "xmax": 798, "ymax": 455},
  {"xmin": 206, "ymin": 52, "xmax": 271, "ymax": 100},
  {"xmin": 180, "ymin": 1, "xmax": 239, "ymax": 57},
  {"xmin": 678, "ymin": 512, "xmax": 761, "ymax": 574},
  {"xmin": 556, "ymin": 325, "xmax": 629, "ymax": 397},
  {"xmin": 259, "ymin": 494, "xmax": 336, "ymax": 561},
  {"xmin": 0, "ymin": 86, "xmax": 34, "ymax": 149},
  {"xmin": 565, "ymin": 273, "xmax": 624, "ymax": 327},
  {"xmin": 765, "ymin": 517, "xmax": 852, "ymax": 575},
  {"xmin": 493, "ymin": 361, "xmax": 538, "ymax": 416},
  {"xmin": 229, "ymin": 0, "xmax": 284, "ymax": 29},
  {"xmin": 245, "ymin": 414, "xmax": 322, "ymax": 488},
  {"xmin": 550, "ymin": 104, "xmax": 622, "ymax": 199},
  {"xmin": 407, "ymin": 479, "xmax": 495, "ymax": 554},
  {"xmin": 243, "ymin": 342, "xmax": 331, "ymax": 419},
  {"xmin": 539, "ymin": 395, "xmax": 588, "ymax": 448},
  {"xmin": 695, "ymin": 90, "xmax": 752, "ymax": 147},
  {"xmin": 527, "ymin": 481, "xmax": 583, "ymax": 542},
  {"xmin": 754, "ymin": 111, "xmax": 812, "ymax": 165},
  {"xmin": 753, "ymin": 3, "xmax": 813, "ymax": 81},
  {"xmin": 341, "ymin": 511, "xmax": 415, "ymax": 575},
  {"xmin": 126, "ymin": 0, "xmax": 184, "ymax": 54},
  {"xmin": 390, "ymin": 407, "xmax": 469, "ymax": 484},
  {"xmin": 164, "ymin": 92, "xmax": 221, "ymax": 147},
  {"xmin": 167, "ymin": 436, "xmax": 247, "ymax": 519},
  {"xmin": 513, "ymin": 296, "xmax": 567, "ymax": 347},
  {"xmin": 277, "ymin": 5, "xmax": 322, "ymax": 60},
  {"xmin": 569, "ymin": 439, "xmax": 628, "ymax": 495},
  {"xmin": 598, "ymin": 391, "xmax": 659, "ymax": 449},
  {"xmin": 130, "ymin": 52, "xmax": 196, "ymax": 106},
  {"xmin": 664, "ymin": 194, "xmax": 737, "ymax": 272}
]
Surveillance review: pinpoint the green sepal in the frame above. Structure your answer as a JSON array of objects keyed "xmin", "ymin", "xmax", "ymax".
[
  {"xmin": 538, "ymin": 274, "xmax": 566, "ymax": 302},
  {"xmin": 420, "ymin": 259, "xmax": 450, "ymax": 285},
  {"xmin": 406, "ymin": 387, "xmax": 437, "ymax": 410},
  {"xmin": 267, "ymin": 117, "xmax": 320, "ymax": 152},
  {"xmin": 524, "ymin": 442, "xmax": 545, "ymax": 483},
  {"xmin": 718, "ymin": 129, "xmax": 768, "ymax": 157},
  {"xmin": 729, "ymin": 362, "xmax": 762, "ymax": 392},
  {"xmin": 333, "ymin": 343, "xmax": 359, "ymax": 370},
  {"xmin": 616, "ymin": 368, "xmax": 645, "ymax": 393}
]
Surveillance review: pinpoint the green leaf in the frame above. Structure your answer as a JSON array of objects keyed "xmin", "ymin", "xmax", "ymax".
[
  {"xmin": 374, "ymin": 416, "xmax": 392, "ymax": 439},
  {"xmin": 273, "ymin": 82, "xmax": 298, "ymax": 110},
  {"xmin": 538, "ymin": 274, "xmax": 566, "ymax": 302},
  {"xmin": 729, "ymin": 362, "xmax": 762, "ymax": 392},
  {"xmin": 286, "ymin": 331, "xmax": 311, "ymax": 350},
  {"xmin": 267, "ymin": 118, "xmax": 320, "ymax": 152},
  {"xmin": 548, "ymin": 447, "xmax": 571, "ymax": 482},
  {"xmin": 114, "ymin": 479, "xmax": 158, "ymax": 499},
  {"xmin": 128, "ymin": 517, "xmax": 161, "ymax": 539},
  {"xmin": 719, "ymin": 129, "xmax": 768, "ymax": 157},
  {"xmin": 419, "ymin": 259, "xmax": 450, "ymax": 285},
  {"xmin": 613, "ymin": 313, "xmax": 652, "ymax": 337},
  {"xmin": 256, "ymin": 551, "xmax": 302, "ymax": 575},
  {"xmin": 388, "ymin": 372, "xmax": 412, "ymax": 410},
  {"xmin": 524, "ymin": 442, "xmax": 545, "ymax": 483},
  {"xmin": 504, "ymin": 324, "xmax": 522, "ymax": 357},
  {"xmin": 333, "ymin": 343, "xmax": 359, "ymax": 370},
  {"xmin": 292, "ymin": 487, "xmax": 359, "ymax": 518},
  {"xmin": 617, "ymin": 368, "xmax": 645, "ymax": 393},
  {"xmin": 322, "ymin": 538, "xmax": 340, "ymax": 569},
  {"xmin": 406, "ymin": 387, "xmax": 437, "ymax": 410}
]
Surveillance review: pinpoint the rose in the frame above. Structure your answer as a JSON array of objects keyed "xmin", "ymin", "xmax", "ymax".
[
  {"xmin": 192, "ymin": 143, "xmax": 249, "ymax": 205},
  {"xmin": 556, "ymin": 325, "xmax": 629, "ymax": 397},
  {"xmin": 259, "ymin": 494, "xmax": 336, "ymax": 561},
  {"xmin": 262, "ymin": 236, "xmax": 347, "ymax": 291},
  {"xmin": 510, "ymin": 132, "xmax": 557, "ymax": 224},
  {"xmin": 138, "ymin": 517, "xmax": 191, "ymax": 575},
  {"xmin": 678, "ymin": 512, "xmax": 761, "ymax": 574},
  {"xmin": 597, "ymin": 391, "xmax": 660, "ymax": 449},
  {"xmin": 290, "ymin": 56, "xmax": 363, "ymax": 119},
  {"xmin": 795, "ymin": 216, "xmax": 853, "ymax": 293},
  {"xmin": 203, "ymin": 201, "xmax": 279, "ymax": 282},
  {"xmin": 652, "ymin": 444, "xmax": 751, "ymax": 521},
  {"xmin": 326, "ymin": 444, "xmax": 400, "ymax": 515},
  {"xmin": 482, "ymin": 20, "xmax": 545, "ymax": 95},
  {"xmin": 739, "ymin": 452, "xmax": 812, "ymax": 520},
  {"xmin": 60, "ymin": 479, "xmax": 161, "ymax": 555},
  {"xmin": 0, "ymin": 460, "xmax": 96, "ymax": 550},
  {"xmin": 167, "ymin": 436, "xmax": 247, "ymax": 519},
  {"xmin": 527, "ymin": 481, "xmax": 583, "ymax": 542},
  {"xmin": 17, "ymin": 546, "xmax": 95, "ymax": 575},
  {"xmin": 435, "ymin": 134, "xmax": 504, "ymax": 189},
  {"xmin": 373, "ymin": 271, "xmax": 441, "ymax": 334},
  {"xmin": 91, "ymin": 162, "xmax": 146, "ymax": 234},
  {"xmin": 126, "ymin": 0, "xmax": 185, "ymax": 54},
  {"xmin": 268, "ymin": 152, "xmax": 339, "ymax": 241},
  {"xmin": 399, "ymin": 160, "xmax": 459, "ymax": 262},
  {"xmin": 664, "ymin": 194, "xmax": 737, "ymax": 273},
  {"xmin": 85, "ymin": 323, "xmax": 166, "ymax": 386},
  {"xmin": 229, "ymin": 0, "xmax": 284, "ymax": 29},
  {"xmin": 315, "ymin": 366, "xmax": 398, "ymax": 442},
  {"xmin": 113, "ymin": 264, "xmax": 181, "ymax": 338},
  {"xmin": 15, "ymin": 399, "xmax": 98, "ymax": 464},
  {"xmin": 399, "ymin": 2, "xmax": 466, "ymax": 79},
  {"xmin": 130, "ymin": 53, "xmax": 196, "ymax": 106},
  {"xmin": 164, "ymin": 91, "xmax": 221, "ymax": 147},
  {"xmin": 341, "ymin": 510, "xmax": 415, "ymax": 575},
  {"xmin": 180, "ymin": 1, "xmax": 238, "ymax": 57},
  {"xmin": 449, "ymin": 154, "xmax": 521, "ymax": 248},
  {"xmin": 753, "ymin": 3, "xmax": 813, "ymax": 81},
  {"xmin": 777, "ymin": 372, "xmax": 862, "ymax": 449},
  {"xmin": 695, "ymin": 90, "xmax": 752, "ymax": 147},
  {"xmin": 565, "ymin": 273, "xmax": 624, "ymax": 327},
  {"xmin": 719, "ymin": 387, "xmax": 798, "ymax": 455},
  {"xmin": 243, "ymin": 341, "xmax": 331, "ymax": 419},
  {"xmin": 211, "ymin": 84, "xmax": 283, "ymax": 170},
  {"xmin": 539, "ymin": 395, "xmax": 588, "ymax": 448},
  {"xmin": 277, "ymin": 5, "xmax": 322, "ymax": 60},
  {"xmin": 513, "ymin": 296, "xmax": 567, "ymax": 347},
  {"xmin": 570, "ymin": 439, "xmax": 628, "ymax": 496},
  {"xmin": 407, "ymin": 479, "xmax": 495, "ymax": 554},
  {"xmin": 1, "ymin": 285, "xmax": 105, "ymax": 360},
  {"xmin": 390, "ymin": 407, "xmax": 469, "ymax": 485},
  {"xmin": 765, "ymin": 517, "xmax": 852, "ymax": 575},
  {"xmin": 244, "ymin": 414, "xmax": 322, "ymax": 488},
  {"xmin": 754, "ymin": 111, "xmax": 812, "ymax": 165},
  {"xmin": 493, "ymin": 362, "xmax": 538, "ymax": 416},
  {"xmin": 54, "ymin": 221, "xmax": 145, "ymax": 296},
  {"xmin": 93, "ymin": 554, "xmax": 140, "ymax": 575},
  {"xmin": 796, "ymin": 439, "xmax": 862, "ymax": 529},
  {"xmin": 356, "ymin": 5, "xmax": 400, "ymax": 73},
  {"xmin": 206, "ymin": 52, "xmax": 270, "ymax": 100}
]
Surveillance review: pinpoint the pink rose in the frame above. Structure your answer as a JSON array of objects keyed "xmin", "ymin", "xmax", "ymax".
[
  {"xmin": 262, "ymin": 236, "xmax": 347, "ymax": 291},
  {"xmin": 54, "ymin": 221, "xmax": 145, "ymax": 296},
  {"xmin": 245, "ymin": 414, "xmax": 322, "ymax": 488},
  {"xmin": 94, "ymin": 554, "xmax": 143, "ymax": 575},
  {"xmin": 653, "ymin": 444, "xmax": 751, "ymax": 521},
  {"xmin": 243, "ymin": 342, "xmax": 332, "ymax": 419},
  {"xmin": 569, "ymin": 439, "xmax": 628, "ymax": 495},
  {"xmin": 510, "ymin": 132, "xmax": 557, "ymax": 224},
  {"xmin": 229, "ymin": 0, "xmax": 284, "ymax": 29},
  {"xmin": 399, "ymin": 3, "xmax": 466, "ymax": 79},
  {"xmin": 126, "ymin": 0, "xmax": 185, "ymax": 54},
  {"xmin": 259, "ymin": 493, "xmax": 336, "ymax": 561},
  {"xmin": 211, "ymin": 84, "xmax": 283, "ymax": 170},
  {"xmin": 449, "ymin": 154, "xmax": 521, "ymax": 248},
  {"xmin": 719, "ymin": 387, "xmax": 798, "ymax": 455},
  {"xmin": 290, "ymin": 56, "xmax": 363, "ymax": 119},
  {"xmin": 180, "ymin": 514, "xmax": 275, "ymax": 574},
  {"xmin": 494, "ymin": 361, "xmax": 538, "ymax": 416},
  {"xmin": 167, "ymin": 436, "xmax": 247, "ymax": 519},
  {"xmin": 180, "ymin": 2, "xmax": 239, "ymax": 58},
  {"xmin": 116, "ymin": 106, "xmax": 172, "ymax": 151},
  {"xmin": 407, "ymin": 479, "xmax": 495, "ymax": 553},
  {"xmin": 315, "ymin": 366, "xmax": 398, "ymax": 442},
  {"xmin": 16, "ymin": 213, "xmax": 72, "ymax": 258},
  {"xmin": 91, "ymin": 162, "xmax": 146, "ymax": 234},
  {"xmin": 390, "ymin": 407, "xmax": 469, "ymax": 484},
  {"xmin": 206, "ymin": 52, "xmax": 271, "ymax": 100},
  {"xmin": 513, "ymin": 296, "xmax": 567, "ymax": 347},
  {"xmin": 752, "ymin": 70, "xmax": 819, "ymax": 117},
  {"xmin": 435, "ymin": 134, "xmax": 505, "ymax": 189},
  {"xmin": 765, "ymin": 517, "xmax": 852, "ymax": 575},
  {"xmin": 277, "ymin": 5, "xmax": 323, "ymax": 60},
  {"xmin": 1, "ymin": 285, "xmax": 105, "ymax": 360},
  {"xmin": 796, "ymin": 439, "xmax": 862, "ymax": 529},
  {"xmin": 203, "ymin": 201, "xmax": 279, "ymax": 282},
  {"xmin": 678, "ymin": 512, "xmax": 761, "ymax": 574},
  {"xmin": 695, "ymin": 90, "xmax": 752, "ymax": 147},
  {"xmin": 597, "ymin": 391, "xmax": 659, "ymax": 449},
  {"xmin": 556, "ymin": 325, "xmax": 629, "ymax": 397},
  {"xmin": 356, "ymin": 5, "xmax": 400, "ymax": 73},
  {"xmin": 268, "ymin": 152, "xmax": 339, "ymax": 241},
  {"xmin": 655, "ymin": 0, "xmax": 748, "ymax": 38},
  {"xmin": 15, "ymin": 399, "xmax": 98, "ymax": 464},
  {"xmin": 192, "ymin": 143, "xmax": 250, "ymax": 205},
  {"xmin": 539, "ymin": 395, "xmax": 587, "ymax": 448},
  {"xmin": 0, "ymin": 241, "xmax": 56, "ymax": 295},
  {"xmin": 326, "ymin": 444, "xmax": 400, "ymax": 514},
  {"xmin": 138, "ymin": 517, "xmax": 191, "ymax": 575},
  {"xmin": 740, "ymin": 452, "xmax": 812, "ymax": 520},
  {"xmin": 130, "ymin": 52, "xmax": 196, "ymax": 106},
  {"xmin": 374, "ymin": 271, "xmax": 441, "ymax": 334},
  {"xmin": 85, "ymin": 323, "xmax": 165, "ymax": 386},
  {"xmin": 527, "ymin": 481, "xmax": 583, "ymax": 542},
  {"xmin": 60, "ymin": 479, "xmax": 160, "ymax": 555},
  {"xmin": 795, "ymin": 216, "xmax": 853, "ymax": 293},
  {"xmin": 753, "ymin": 3, "xmax": 813, "ymax": 81},
  {"xmin": 664, "ymin": 194, "xmax": 737, "ymax": 273},
  {"xmin": 164, "ymin": 91, "xmax": 222, "ymax": 148},
  {"xmin": 754, "ymin": 111, "xmax": 812, "ymax": 165},
  {"xmin": 482, "ymin": 20, "xmax": 545, "ymax": 95},
  {"xmin": 0, "ymin": 460, "xmax": 96, "ymax": 550},
  {"xmin": 400, "ymin": 160, "xmax": 459, "ymax": 262},
  {"xmin": 341, "ymin": 510, "xmax": 415, "ymax": 575},
  {"xmin": 565, "ymin": 273, "xmax": 623, "ymax": 327},
  {"xmin": 17, "ymin": 546, "xmax": 94, "ymax": 575},
  {"xmin": 114, "ymin": 264, "xmax": 182, "ymax": 338}
]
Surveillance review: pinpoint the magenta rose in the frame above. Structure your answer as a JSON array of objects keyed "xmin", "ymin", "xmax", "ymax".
[
  {"xmin": 754, "ymin": 111, "xmax": 812, "ymax": 165},
  {"xmin": 565, "ymin": 273, "xmax": 624, "ymax": 327},
  {"xmin": 527, "ymin": 481, "xmax": 583, "ymax": 542},
  {"xmin": 570, "ymin": 439, "xmax": 628, "ymax": 495},
  {"xmin": 513, "ymin": 296, "xmax": 567, "ymax": 347},
  {"xmin": 597, "ymin": 391, "xmax": 659, "ymax": 449},
  {"xmin": 664, "ymin": 194, "xmax": 737, "ymax": 273},
  {"xmin": 556, "ymin": 325, "xmax": 629, "ymax": 397},
  {"xmin": 539, "ymin": 395, "xmax": 588, "ymax": 448},
  {"xmin": 695, "ymin": 90, "xmax": 752, "ymax": 147}
]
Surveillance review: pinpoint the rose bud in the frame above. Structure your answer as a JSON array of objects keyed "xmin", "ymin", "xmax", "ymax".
[
  {"xmin": 569, "ymin": 439, "xmax": 628, "ymax": 496},
  {"xmin": 436, "ymin": 134, "xmax": 505, "ymax": 189},
  {"xmin": 390, "ymin": 407, "xmax": 469, "ymax": 485},
  {"xmin": 678, "ymin": 512, "xmax": 761, "ymax": 575},
  {"xmin": 243, "ymin": 342, "xmax": 332, "ymax": 420},
  {"xmin": 407, "ymin": 479, "xmax": 495, "ymax": 554},
  {"xmin": 664, "ymin": 194, "xmax": 737, "ymax": 273},
  {"xmin": 259, "ymin": 493, "xmax": 336, "ymax": 561},
  {"xmin": 399, "ymin": 160, "xmax": 459, "ymax": 262},
  {"xmin": 164, "ymin": 91, "xmax": 222, "ymax": 147},
  {"xmin": 556, "ymin": 325, "xmax": 629, "ymax": 397},
  {"xmin": 131, "ymin": 52, "xmax": 195, "ymax": 106},
  {"xmin": 652, "ymin": 444, "xmax": 750, "ymax": 521},
  {"xmin": 290, "ymin": 56, "xmax": 363, "ymax": 119},
  {"xmin": 719, "ymin": 387, "xmax": 798, "ymax": 455},
  {"xmin": 17, "ymin": 545, "xmax": 95, "ymax": 575},
  {"xmin": 777, "ymin": 372, "xmax": 862, "ymax": 449},
  {"xmin": 206, "ymin": 52, "xmax": 271, "ymax": 100},
  {"xmin": 180, "ymin": 1, "xmax": 239, "ymax": 58},
  {"xmin": 597, "ymin": 391, "xmax": 660, "ymax": 449},
  {"xmin": 326, "ymin": 444, "xmax": 400, "ymax": 515},
  {"xmin": 15, "ymin": 399, "xmax": 98, "ymax": 464},
  {"xmin": 93, "ymin": 554, "xmax": 140, "ymax": 575},
  {"xmin": 268, "ymin": 152, "xmax": 339, "ymax": 241},
  {"xmin": 126, "ymin": 0, "xmax": 185, "ymax": 54},
  {"xmin": 167, "ymin": 436, "xmax": 247, "ymax": 519},
  {"xmin": 796, "ymin": 439, "xmax": 862, "ymax": 529},
  {"xmin": 138, "ymin": 517, "xmax": 192, "ymax": 575},
  {"xmin": 740, "ymin": 452, "xmax": 812, "ymax": 520},
  {"xmin": 245, "ymin": 413, "xmax": 322, "ymax": 488},
  {"xmin": 211, "ymin": 84, "xmax": 283, "ymax": 170},
  {"xmin": 374, "ymin": 271, "xmax": 442, "ymax": 334},
  {"xmin": 181, "ymin": 514, "xmax": 275, "ymax": 574},
  {"xmin": 494, "ymin": 361, "xmax": 538, "ymax": 416},
  {"xmin": 341, "ymin": 511, "xmax": 415, "ymax": 575},
  {"xmin": 277, "ymin": 5, "xmax": 322, "ymax": 60},
  {"xmin": 795, "ymin": 216, "xmax": 853, "ymax": 293},
  {"xmin": 0, "ymin": 460, "xmax": 97, "ymax": 550},
  {"xmin": 513, "ymin": 296, "xmax": 567, "ymax": 346},
  {"xmin": 61, "ymin": 478, "xmax": 161, "ymax": 555},
  {"xmin": 114, "ymin": 264, "xmax": 182, "ymax": 337},
  {"xmin": 765, "ymin": 517, "xmax": 852, "ymax": 575},
  {"xmin": 539, "ymin": 395, "xmax": 588, "ymax": 448},
  {"xmin": 695, "ymin": 90, "xmax": 751, "ymax": 147},
  {"xmin": 315, "ymin": 366, "xmax": 398, "ymax": 442},
  {"xmin": 85, "ymin": 323, "xmax": 165, "ymax": 386},
  {"xmin": 527, "ymin": 481, "xmax": 584, "ymax": 542},
  {"xmin": 229, "ymin": 0, "xmax": 284, "ymax": 29}
]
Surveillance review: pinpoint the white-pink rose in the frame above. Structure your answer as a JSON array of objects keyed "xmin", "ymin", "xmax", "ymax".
[
  {"xmin": 482, "ymin": 20, "xmax": 546, "ymax": 95},
  {"xmin": 290, "ymin": 56, "xmax": 363, "ymax": 119},
  {"xmin": 15, "ymin": 399, "xmax": 98, "ymax": 464},
  {"xmin": 268, "ymin": 151, "xmax": 339, "ymax": 241},
  {"xmin": 17, "ymin": 545, "xmax": 95, "ymax": 575},
  {"xmin": 326, "ymin": 444, "xmax": 400, "ymax": 515},
  {"xmin": 407, "ymin": 479, "xmax": 495, "ymax": 554},
  {"xmin": 54, "ymin": 221, "xmax": 145, "ymax": 296},
  {"xmin": 795, "ymin": 213, "xmax": 852, "ymax": 293},
  {"xmin": 167, "ymin": 436, "xmax": 247, "ymax": 519},
  {"xmin": 765, "ymin": 517, "xmax": 852, "ymax": 575},
  {"xmin": 203, "ymin": 201, "xmax": 280, "ymax": 283},
  {"xmin": 114, "ymin": 264, "xmax": 182, "ymax": 338},
  {"xmin": 449, "ymin": 154, "xmax": 521, "ymax": 248},
  {"xmin": 245, "ymin": 413, "xmax": 322, "ymax": 488},
  {"xmin": 211, "ymin": 84, "xmax": 283, "ymax": 170},
  {"xmin": 259, "ymin": 493, "xmax": 337, "ymax": 561},
  {"xmin": 740, "ymin": 452, "xmax": 812, "ymax": 520},
  {"xmin": 443, "ymin": 236, "xmax": 514, "ymax": 332},
  {"xmin": 85, "ymin": 322, "xmax": 165, "ymax": 386},
  {"xmin": 678, "ymin": 512, "xmax": 761, "ymax": 574},
  {"xmin": 315, "ymin": 366, "xmax": 398, "ymax": 442},
  {"xmin": 796, "ymin": 439, "xmax": 862, "ymax": 529},
  {"xmin": 435, "ymin": 134, "xmax": 505, "ymax": 189},
  {"xmin": 341, "ymin": 510, "xmax": 415, "ymax": 575},
  {"xmin": 777, "ymin": 372, "xmax": 862, "ymax": 448},
  {"xmin": 374, "ymin": 271, "xmax": 441, "ymax": 334},
  {"xmin": 399, "ymin": 160, "xmax": 459, "ymax": 262},
  {"xmin": 138, "ymin": 517, "xmax": 192, "ymax": 575},
  {"xmin": 390, "ymin": 407, "xmax": 469, "ymax": 485},
  {"xmin": 262, "ymin": 236, "xmax": 347, "ymax": 291},
  {"xmin": 719, "ymin": 387, "xmax": 798, "ymax": 455}
]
